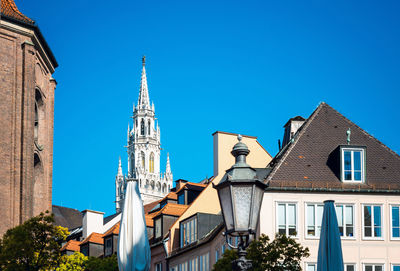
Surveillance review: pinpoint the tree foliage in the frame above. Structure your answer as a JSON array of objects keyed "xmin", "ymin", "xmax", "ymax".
[
  {"xmin": 56, "ymin": 252, "xmax": 88, "ymax": 271},
  {"xmin": 85, "ymin": 254, "xmax": 118, "ymax": 271},
  {"xmin": 213, "ymin": 234, "xmax": 310, "ymax": 271},
  {"xmin": 0, "ymin": 211, "xmax": 69, "ymax": 271}
]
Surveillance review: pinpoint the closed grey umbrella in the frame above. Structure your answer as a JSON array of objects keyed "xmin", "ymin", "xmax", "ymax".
[
  {"xmin": 317, "ymin": 200, "xmax": 344, "ymax": 271},
  {"xmin": 117, "ymin": 180, "xmax": 151, "ymax": 271}
]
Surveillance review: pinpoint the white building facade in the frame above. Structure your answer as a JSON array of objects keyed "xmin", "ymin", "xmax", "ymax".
[
  {"xmin": 116, "ymin": 57, "xmax": 173, "ymax": 210},
  {"xmin": 259, "ymin": 103, "xmax": 400, "ymax": 271}
]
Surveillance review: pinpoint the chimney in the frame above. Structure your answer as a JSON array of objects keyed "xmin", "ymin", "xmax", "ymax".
[
  {"xmin": 82, "ymin": 210, "xmax": 104, "ymax": 238},
  {"xmin": 282, "ymin": 116, "xmax": 305, "ymax": 147}
]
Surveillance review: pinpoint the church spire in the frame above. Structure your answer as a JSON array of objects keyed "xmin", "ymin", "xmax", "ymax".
[
  {"xmin": 166, "ymin": 153, "xmax": 171, "ymax": 174},
  {"xmin": 137, "ymin": 56, "xmax": 150, "ymax": 109},
  {"xmin": 117, "ymin": 157, "xmax": 123, "ymax": 176}
]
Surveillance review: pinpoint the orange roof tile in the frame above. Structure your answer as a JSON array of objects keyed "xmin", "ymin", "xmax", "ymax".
[
  {"xmin": 1, "ymin": 0, "xmax": 34, "ymax": 24},
  {"xmin": 152, "ymin": 203, "xmax": 188, "ymax": 218},
  {"xmin": 144, "ymin": 200, "xmax": 161, "ymax": 214},
  {"xmin": 160, "ymin": 191, "xmax": 178, "ymax": 201},
  {"xmin": 103, "ymin": 222, "xmax": 120, "ymax": 237},
  {"xmin": 175, "ymin": 182, "xmax": 207, "ymax": 194},
  {"xmin": 80, "ymin": 232, "xmax": 104, "ymax": 245},
  {"xmin": 61, "ymin": 240, "xmax": 81, "ymax": 252},
  {"xmin": 145, "ymin": 214, "xmax": 154, "ymax": 227}
]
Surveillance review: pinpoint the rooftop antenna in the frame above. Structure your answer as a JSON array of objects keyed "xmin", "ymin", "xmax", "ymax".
[{"xmin": 346, "ymin": 128, "xmax": 351, "ymax": 145}]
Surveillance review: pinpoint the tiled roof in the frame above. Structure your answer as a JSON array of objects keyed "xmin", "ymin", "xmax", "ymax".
[
  {"xmin": 52, "ymin": 205, "xmax": 83, "ymax": 230},
  {"xmin": 61, "ymin": 240, "xmax": 81, "ymax": 252},
  {"xmin": 145, "ymin": 214, "xmax": 155, "ymax": 227},
  {"xmin": 1, "ymin": 0, "xmax": 34, "ymax": 24},
  {"xmin": 175, "ymin": 182, "xmax": 207, "ymax": 194},
  {"xmin": 267, "ymin": 102, "xmax": 400, "ymax": 191},
  {"xmin": 103, "ymin": 222, "xmax": 120, "ymax": 237},
  {"xmin": 144, "ymin": 200, "xmax": 161, "ymax": 214},
  {"xmin": 164, "ymin": 192, "xmax": 178, "ymax": 200},
  {"xmin": 152, "ymin": 203, "xmax": 188, "ymax": 218},
  {"xmin": 80, "ymin": 232, "xmax": 104, "ymax": 245}
]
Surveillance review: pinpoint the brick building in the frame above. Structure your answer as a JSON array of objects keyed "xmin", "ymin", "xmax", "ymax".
[{"xmin": 0, "ymin": 0, "xmax": 58, "ymax": 236}]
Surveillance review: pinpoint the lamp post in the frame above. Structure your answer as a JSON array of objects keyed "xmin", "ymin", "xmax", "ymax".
[{"xmin": 214, "ymin": 135, "xmax": 267, "ymax": 271}]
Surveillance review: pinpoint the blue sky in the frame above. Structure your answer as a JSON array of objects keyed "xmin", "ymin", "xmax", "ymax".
[{"xmin": 16, "ymin": 0, "xmax": 400, "ymax": 216}]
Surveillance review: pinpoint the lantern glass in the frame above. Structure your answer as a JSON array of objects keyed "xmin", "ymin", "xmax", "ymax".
[
  {"xmin": 218, "ymin": 185, "xmax": 234, "ymax": 232},
  {"xmin": 232, "ymin": 185, "xmax": 252, "ymax": 232},
  {"xmin": 249, "ymin": 184, "xmax": 264, "ymax": 231}
]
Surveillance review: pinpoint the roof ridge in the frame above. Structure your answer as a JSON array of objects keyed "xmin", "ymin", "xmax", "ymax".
[
  {"xmin": 267, "ymin": 102, "xmax": 326, "ymax": 181},
  {"xmin": 324, "ymin": 103, "xmax": 400, "ymax": 161}
]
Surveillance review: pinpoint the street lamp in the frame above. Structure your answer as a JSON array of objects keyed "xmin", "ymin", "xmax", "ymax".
[{"xmin": 214, "ymin": 135, "xmax": 267, "ymax": 271}]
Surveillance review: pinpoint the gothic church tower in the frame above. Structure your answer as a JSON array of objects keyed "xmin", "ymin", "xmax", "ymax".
[{"xmin": 116, "ymin": 57, "xmax": 173, "ymax": 210}]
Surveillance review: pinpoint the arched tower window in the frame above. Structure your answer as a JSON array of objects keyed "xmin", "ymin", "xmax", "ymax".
[
  {"xmin": 34, "ymin": 89, "xmax": 44, "ymax": 145},
  {"xmin": 34, "ymin": 103, "xmax": 38, "ymax": 141},
  {"xmin": 141, "ymin": 151, "xmax": 145, "ymax": 169},
  {"xmin": 150, "ymin": 153, "xmax": 154, "ymax": 173},
  {"xmin": 148, "ymin": 120, "xmax": 151, "ymax": 135},
  {"xmin": 140, "ymin": 119, "xmax": 145, "ymax": 135}
]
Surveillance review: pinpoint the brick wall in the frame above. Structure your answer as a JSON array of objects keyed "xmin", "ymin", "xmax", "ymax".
[{"xmin": 0, "ymin": 20, "xmax": 56, "ymax": 236}]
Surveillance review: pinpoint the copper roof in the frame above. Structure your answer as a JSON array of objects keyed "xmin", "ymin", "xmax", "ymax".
[
  {"xmin": 80, "ymin": 232, "xmax": 104, "ymax": 245},
  {"xmin": 152, "ymin": 203, "xmax": 188, "ymax": 218},
  {"xmin": 267, "ymin": 102, "xmax": 400, "ymax": 191},
  {"xmin": 61, "ymin": 240, "xmax": 81, "ymax": 252},
  {"xmin": 1, "ymin": 0, "xmax": 34, "ymax": 24}
]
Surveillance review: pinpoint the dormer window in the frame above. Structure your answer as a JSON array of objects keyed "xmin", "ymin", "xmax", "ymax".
[{"xmin": 340, "ymin": 146, "xmax": 366, "ymax": 182}]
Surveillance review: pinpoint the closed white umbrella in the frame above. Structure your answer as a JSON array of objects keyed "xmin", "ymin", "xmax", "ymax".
[{"xmin": 117, "ymin": 180, "xmax": 151, "ymax": 271}]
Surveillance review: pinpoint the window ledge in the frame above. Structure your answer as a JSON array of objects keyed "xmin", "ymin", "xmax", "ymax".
[{"xmin": 361, "ymin": 237, "xmax": 385, "ymax": 241}]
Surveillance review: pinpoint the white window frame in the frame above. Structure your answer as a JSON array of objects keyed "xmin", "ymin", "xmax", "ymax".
[
  {"xmin": 276, "ymin": 202, "xmax": 298, "ymax": 237},
  {"xmin": 391, "ymin": 264, "xmax": 400, "ymax": 271},
  {"xmin": 341, "ymin": 147, "xmax": 365, "ymax": 183},
  {"xmin": 363, "ymin": 263, "xmax": 384, "ymax": 271},
  {"xmin": 390, "ymin": 205, "xmax": 400, "ymax": 240},
  {"xmin": 335, "ymin": 203, "xmax": 356, "ymax": 239},
  {"xmin": 362, "ymin": 204, "xmax": 384, "ymax": 240},
  {"xmin": 345, "ymin": 263, "xmax": 357, "ymax": 271},
  {"xmin": 306, "ymin": 262, "xmax": 317, "ymax": 271},
  {"xmin": 199, "ymin": 252, "xmax": 210, "ymax": 271},
  {"xmin": 189, "ymin": 257, "xmax": 198, "ymax": 271},
  {"xmin": 305, "ymin": 202, "xmax": 324, "ymax": 239},
  {"xmin": 180, "ymin": 216, "xmax": 198, "ymax": 247}
]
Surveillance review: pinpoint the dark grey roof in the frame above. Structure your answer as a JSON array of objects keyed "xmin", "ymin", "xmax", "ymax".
[
  {"xmin": 266, "ymin": 102, "xmax": 400, "ymax": 192},
  {"xmin": 52, "ymin": 205, "xmax": 82, "ymax": 230},
  {"xmin": 104, "ymin": 212, "xmax": 120, "ymax": 225}
]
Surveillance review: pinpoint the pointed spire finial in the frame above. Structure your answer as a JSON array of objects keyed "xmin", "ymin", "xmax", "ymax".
[
  {"xmin": 166, "ymin": 153, "xmax": 171, "ymax": 174},
  {"xmin": 142, "ymin": 55, "xmax": 146, "ymax": 67},
  {"xmin": 138, "ymin": 57, "xmax": 150, "ymax": 108},
  {"xmin": 118, "ymin": 157, "xmax": 123, "ymax": 176}
]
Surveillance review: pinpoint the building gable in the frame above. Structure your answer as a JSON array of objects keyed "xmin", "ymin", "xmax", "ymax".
[{"xmin": 268, "ymin": 102, "xmax": 400, "ymax": 190}]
